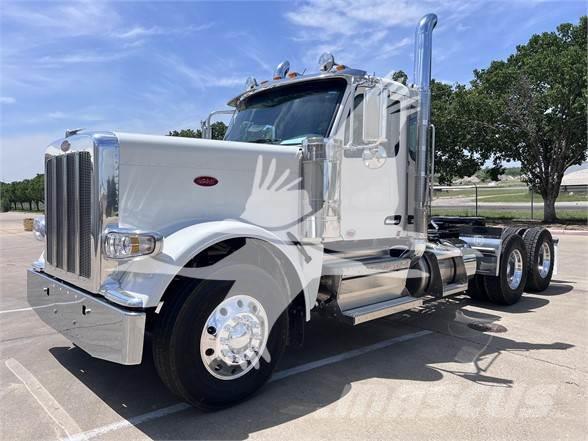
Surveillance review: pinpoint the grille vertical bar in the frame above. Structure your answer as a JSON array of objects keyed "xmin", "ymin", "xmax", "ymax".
[
  {"xmin": 55, "ymin": 156, "xmax": 65, "ymax": 269},
  {"xmin": 66, "ymin": 154, "xmax": 77, "ymax": 272},
  {"xmin": 45, "ymin": 158, "xmax": 56, "ymax": 265},
  {"xmin": 78, "ymin": 152, "xmax": 92, "ymax": 278}
]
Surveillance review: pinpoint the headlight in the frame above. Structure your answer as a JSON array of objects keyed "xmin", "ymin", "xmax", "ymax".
[
  {"xmin": 103, "ymin": 229, "xmax": 163, "ymax": 260},
  {"xmin": 33, "ymin": 216, "xmax": 46, "ymax": 241}
]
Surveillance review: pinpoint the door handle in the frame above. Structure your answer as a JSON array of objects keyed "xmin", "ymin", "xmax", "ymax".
[{"xmin": 384, "ymin": 215, "xmax": 402, "ymax": 225}]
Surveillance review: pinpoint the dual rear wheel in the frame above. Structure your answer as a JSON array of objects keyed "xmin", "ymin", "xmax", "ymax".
[{"xmin": 467, "ymin": 227, "xmax": 555, "ymax": 305}]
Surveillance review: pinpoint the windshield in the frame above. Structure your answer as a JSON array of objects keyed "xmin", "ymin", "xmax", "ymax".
[{"xmin": 225, "ymin": 78, "xmax": 347, "ymax": 145}]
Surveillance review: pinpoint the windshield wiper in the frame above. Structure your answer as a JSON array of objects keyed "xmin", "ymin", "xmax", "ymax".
[{"xmin": 248, "ymin": 138, "xmax": 282, "ymax": 144}]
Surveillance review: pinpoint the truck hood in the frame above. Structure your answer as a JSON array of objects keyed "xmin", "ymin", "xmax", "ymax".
[{"xmin": 115, "ymin": 133, "xmax": 302, "ymax": 234}]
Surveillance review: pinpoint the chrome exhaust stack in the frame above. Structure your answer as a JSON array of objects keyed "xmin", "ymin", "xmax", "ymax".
[{"xmin": 413, "ymin": 13, "xmax": 437, "ymax": 235}]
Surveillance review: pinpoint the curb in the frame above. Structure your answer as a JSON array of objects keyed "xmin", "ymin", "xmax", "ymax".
[{"xmin": 548, "ymin": 229, "xmax": 588, "ymax": 236}]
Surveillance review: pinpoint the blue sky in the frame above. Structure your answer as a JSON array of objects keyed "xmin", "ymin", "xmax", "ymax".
[{"xmin": 0, "ymin": 0, "xmax": 586, "ymax": 182}]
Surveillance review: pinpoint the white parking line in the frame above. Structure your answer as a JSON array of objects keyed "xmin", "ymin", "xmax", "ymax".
[
  {"xmin": 67, "ymin": 404, "xmax": 191, "ymax": 441},
  {"xmin": 270, "ymin": 329, "xmax": 432, "ymax": 381},
  {"xmin": 0, "ymin": 306, "xmax": 38, "ymax": 314},
  {"xmin": 5, "ymin": 358, "xmax": 85, "ymax": 440},
  {"xmin": 63, "ymin": 329, "xmax": 432, "ymax": 441}
]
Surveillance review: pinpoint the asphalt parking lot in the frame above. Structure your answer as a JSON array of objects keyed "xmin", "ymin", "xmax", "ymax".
[{"xmin": 1, "ymin": 212, "xmax": 587, "ymax": 441}]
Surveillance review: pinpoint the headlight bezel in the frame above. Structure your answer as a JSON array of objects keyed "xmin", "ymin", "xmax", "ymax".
[{"xmin": 103, "ymin": 228, "xmax": 163, "ymax": 260}]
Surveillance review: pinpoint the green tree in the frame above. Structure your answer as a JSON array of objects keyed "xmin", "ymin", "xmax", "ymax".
[
  {"xmin": 20, "ymin": 179, "xmax": 34, "ymax": 210},
  {"xmin": 430, "ymin": 80, "xmax": 486, "ymax": 185},
  {"xmin": 210, "ymin": 121, "xmax": 227, "ymax": 140},
  {"xmin": 468, "ymin": 16, "xmax": 587, "ymax": 221},
  {"xmin": 0, "ymin": 182, "xmax": 14, "ymax": 212},
  {"xmin": 168, "ymin": 122, "xmax": 227, "ymax": 140},
  {"xmin": 30, "ymin": 174, "xmax": 44, "ymax": 211},
  {"xmin": 168, "ymin": 128, "xmax": 202, "ymax": 138},
  {"xmin": 11, "ymin": 180, "xmax": 25, "ymax": 210},
  {"xmin": 392, "ymin": 70, "xmax": 408, "ymax": 85}
]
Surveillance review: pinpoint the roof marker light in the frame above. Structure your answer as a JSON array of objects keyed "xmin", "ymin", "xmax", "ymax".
[
  {"xmin": 245, "ymin": 76, "xmax": 258, "ymax": 90},
  {"xmin": 273, "ymin": 60, "xmax": 290, "ymax": 80},
  {"xmin": 318, "ymin": 52, "xmax": 335, "ymax": 72}
]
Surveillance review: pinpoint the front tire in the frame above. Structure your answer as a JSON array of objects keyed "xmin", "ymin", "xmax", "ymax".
[{"xmin": 152, "ymin": 254, "xmax": 288, "ymax": 410}]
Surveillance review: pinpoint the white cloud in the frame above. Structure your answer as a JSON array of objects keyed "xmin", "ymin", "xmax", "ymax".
[
  {"xmin": 0, "ymin": 97, "xmax": 16, "ymax": 104},
  {"xmin": 112, "ymin": 23, "xmax": 213, "ymax": 40},
  {"xmin": 46, "ymin": 111, "xmax": 103, "ymax": 121},
  {"xmin": 37, "ymin": 52, "xmax": 129, "ymax": 66},
  {"xmin": 286, "ymin": 0, "xmax": 430, "ymax": 34},
  {"xmin": 1, "ymin": 0, "xmax": 121, "ymax": 38},
  {"xmin": 167, "ymin": 57, "xmax": 245, "ymax": 89},
  {"xmin": 285, "ymin": 0, "xmax": 486, "ymax": 76}
]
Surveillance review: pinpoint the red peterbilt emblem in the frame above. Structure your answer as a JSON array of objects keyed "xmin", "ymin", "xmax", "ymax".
[{"xmin": 194, "ymin": 176, "xmax": 219, "ymax": 187}]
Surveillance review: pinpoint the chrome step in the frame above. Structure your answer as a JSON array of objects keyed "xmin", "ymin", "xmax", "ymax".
[
  {"xmin": 442, "ymin": 282, "xmax": 469, "ymax": 297},
  {"xmin": 341, "ymin": 296, "xmax": 423, "ymax": 325}
]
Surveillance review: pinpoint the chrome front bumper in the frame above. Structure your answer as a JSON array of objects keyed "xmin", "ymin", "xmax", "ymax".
[{"xmin": 27, "ymin": 269, "xmax": 145, "ymax": 365}]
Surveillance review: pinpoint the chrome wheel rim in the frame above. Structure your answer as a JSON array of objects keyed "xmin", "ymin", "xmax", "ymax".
[
  {"xmin": 200, "ymin": 295, "xmax": 268, "ymax": 380},
  {"xmin": 506, "ymin": 249, "xmax": 524, "ymax": 290},
  {"xmin": 537, "ymin": 242, "xmax": 551, "ymax": 278}
]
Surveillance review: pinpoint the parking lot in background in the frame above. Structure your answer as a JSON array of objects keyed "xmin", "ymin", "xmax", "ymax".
[{"xmin": 1, "ymin": 212, "xmax": 587, "ymax": 441}]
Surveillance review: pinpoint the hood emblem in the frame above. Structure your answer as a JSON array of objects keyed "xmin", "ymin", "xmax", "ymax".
[
  {"xmin": 60, "ymin": 140, "xmax": 71, "ymax": 152},
  {"xmin": 194, "ymin": 176, "xmax": 219, "ymax": 187}
]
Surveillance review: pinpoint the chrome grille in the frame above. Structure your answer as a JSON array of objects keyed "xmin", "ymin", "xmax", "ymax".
[{"xmin": 45, "ymin": 152, "xmax": 93, "ymax": 279}]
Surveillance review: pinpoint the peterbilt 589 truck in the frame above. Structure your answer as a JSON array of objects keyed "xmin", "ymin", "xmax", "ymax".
[{"xmin": 27, "ymin": 14, "xmax": 557, "ymax": 409}]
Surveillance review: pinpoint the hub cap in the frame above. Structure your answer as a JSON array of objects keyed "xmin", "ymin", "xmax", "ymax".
[
  {"xmin": 506, "ymin": 248, "xmax": 524, "ymax": 290},
  {"xmin": 200, "ymin": 295, "xmax": 268, "ymax": 380},
  {"xmin": 537, "ymin": 242, "xmax": 551, "ymax": 278}
]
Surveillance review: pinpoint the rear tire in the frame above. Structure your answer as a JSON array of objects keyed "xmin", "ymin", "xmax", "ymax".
[
  {"xmin": 152, "ymin": 245, "xmax": 289, "ymax": 410},
  {"xmin": 523, "ymin": 227, "xmax": 554, "ymax": 292},
  {"xmin": 483, "ymin": 234, "xmax": 528, "ymax": 305},
  {"xmin": 467, "ymin": 275, "xmax": 489, "ymax": 302}
]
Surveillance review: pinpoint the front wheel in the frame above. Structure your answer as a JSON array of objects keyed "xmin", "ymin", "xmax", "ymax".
[{"xmin": 152, "ymin": 258, "xmax": 288, "ymax": 410}]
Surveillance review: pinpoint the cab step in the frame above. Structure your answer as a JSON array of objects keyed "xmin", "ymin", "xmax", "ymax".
[{"xmin": 341, "ymin": 296, "xmax": 423, "ymax": 325}]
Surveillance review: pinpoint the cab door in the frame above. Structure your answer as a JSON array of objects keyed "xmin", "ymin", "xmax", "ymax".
[{"xmin": 337, "ymin": 84, "xmax": 410, "ymax": 244}]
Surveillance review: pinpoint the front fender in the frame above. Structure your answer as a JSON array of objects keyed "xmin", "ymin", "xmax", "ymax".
[{"xmin": 116, "ymin": 220, "xmax": 323, "ymax": 318}]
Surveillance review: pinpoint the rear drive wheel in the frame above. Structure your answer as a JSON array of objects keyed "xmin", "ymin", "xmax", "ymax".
[
  {"xmin": 483, "ymin": 234, "xmax": 528, "ymax": 305},
  {"xmin": 523, "ymin": 227, "xmax": 554, "ymax": 292},
  {"xmin": 467, "ymin": 275, "xmax": 489, "ymax": 302},
  {"xmin": 152, "ymin": 246, "xmax": 288, "ymax": 410}
]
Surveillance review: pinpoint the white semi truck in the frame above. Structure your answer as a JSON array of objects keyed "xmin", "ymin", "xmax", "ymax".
[{"xmin": 27, "ymin": 14, "xmax": 557, "ymax": 409}]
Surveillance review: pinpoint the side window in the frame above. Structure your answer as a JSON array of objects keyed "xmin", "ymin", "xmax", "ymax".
[
  {"xmin": 343, "ymin": 108, "xmax": 351, "ymax": 145},
  {"xmin": 344, "ymin": 93, "xmax": 365, "ymax": 158},
  {"xmin": 385, "ymin": 100, "xmax": 400, "ymax": 157},
  {"xmin": 352, "ymin": 94, "xmax": 364, "ymax": 145},
  {"xmin": 407, "ymin": 109, "xmax": 418, "ymax": 162}
]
